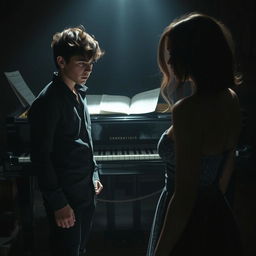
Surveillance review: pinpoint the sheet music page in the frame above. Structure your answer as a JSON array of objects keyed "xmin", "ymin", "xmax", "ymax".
[
  {"xmin": 4, "ymin": 71, "xmax": 35, "ymax": 107},
  {"xmin": 129, "ymin": 88, "xmax": 160, "ymax": 114},
  {"xmin": 100, "ymin": 95, "xmax": 131, "ymax": 114},
  {"xmin": 7, "ymin": 84, "xmax": 28, "ymax": 108},
  {"xmin": 86, "ymin": 95, "xmax": 102, "ymax": 114}
]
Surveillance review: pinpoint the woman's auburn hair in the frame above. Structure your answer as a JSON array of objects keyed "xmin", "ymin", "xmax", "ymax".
[{"xmin": 158, "ymin": 12, "xmax": 242, "ymax": 109}]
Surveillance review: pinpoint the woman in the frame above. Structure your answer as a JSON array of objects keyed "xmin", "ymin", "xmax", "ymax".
[{"xmin": 147, "ymin": 12, "xmax": 243, "ymax": 256}]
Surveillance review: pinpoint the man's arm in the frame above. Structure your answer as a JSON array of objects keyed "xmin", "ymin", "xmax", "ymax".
[{"xmin": 28, "ymin": 96, "xmax": 68, "ymax": 210}]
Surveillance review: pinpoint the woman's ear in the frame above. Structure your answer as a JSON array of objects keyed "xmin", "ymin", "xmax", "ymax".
[{"xmin": 56, "ymin": 56, "xmax": 66, "ymax": 69}]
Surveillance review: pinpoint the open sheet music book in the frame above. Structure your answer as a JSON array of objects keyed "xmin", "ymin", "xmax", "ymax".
[
  {"xmin": 4, "ymin": 70, "xmax": 35, "ymax": 107},
  {"xmin": 86, "ymin": 88, "xmax": 160, "ymax": 115}
]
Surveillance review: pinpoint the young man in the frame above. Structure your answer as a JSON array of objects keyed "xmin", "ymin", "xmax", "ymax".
[{"xmin": 28, "ymin": 26, "xmax": 104, "ymax": 256}]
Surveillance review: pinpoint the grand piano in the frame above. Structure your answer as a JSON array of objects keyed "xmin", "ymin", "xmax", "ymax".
[
  {"xmin": 2, "ymin": 106, "xmax": 172, "ymax": 247},
  {"xmin": 5, "ymin": 111, "xmax": 171, "ymax": 172}
]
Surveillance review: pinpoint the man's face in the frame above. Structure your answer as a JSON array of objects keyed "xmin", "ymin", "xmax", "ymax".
[{"xmin": 60, "ymin": 55, "xmax": 94, "ymax": 85}]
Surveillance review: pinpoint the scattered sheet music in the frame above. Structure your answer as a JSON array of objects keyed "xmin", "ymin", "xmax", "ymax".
[
  {"xmin": 4, "ymin": 70, "xmax": 35, "ymax": 107},
  {"xmin": 87, "ymin": 88, "xmax": 160, "ymax": 115}
]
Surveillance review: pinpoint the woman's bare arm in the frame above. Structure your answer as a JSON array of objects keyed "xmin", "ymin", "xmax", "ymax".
[
  {"xmin": 155, "ymin": 98, "xmax": 202, "ymax": 256},
  {"xmin": 219, "ymin": 149, "xmax": 236, "ymax": 194}
]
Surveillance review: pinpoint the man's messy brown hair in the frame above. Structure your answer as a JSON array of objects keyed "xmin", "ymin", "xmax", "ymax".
[{"xmin": 51, "ymin": 25, "xmax": 104, "ymax": 69}]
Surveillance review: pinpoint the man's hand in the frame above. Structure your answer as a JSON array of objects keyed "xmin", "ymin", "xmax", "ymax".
[
  {"xmin": 54, "ymin": 204, "xmax": 76, "ymax": 228},
  {"xmin": 94, "ymin": 180, "xmax": 103, "ymax": 195}
]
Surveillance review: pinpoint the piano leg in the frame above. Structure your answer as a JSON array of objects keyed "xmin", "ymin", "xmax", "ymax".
[
  {"xmin": 16, "ymin": 175, "xmax": 35, "ymax": 255},
  {"xmin": 106, "ymin": 175, "xmax": 115, "ymax": 232},
  {"xmin": 132, "ymin": 175, "xmax": 141, "ymax": 230}
]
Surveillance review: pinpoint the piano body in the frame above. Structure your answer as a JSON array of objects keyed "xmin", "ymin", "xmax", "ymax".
[
  {"xmin": 2, "ymin": 107, "xmax": 172, "ymax": 240},
  {"xmin": 5, "ymin": 111, "xmax": 171, "ymax": 171}
]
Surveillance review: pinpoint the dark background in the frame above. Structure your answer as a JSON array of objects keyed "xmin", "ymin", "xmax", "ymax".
[
  {"xmin": 0, "ymin": 1, "xmax": 255, "ymax": 255},
  {"xmin": 0, "ymin": 0, "xmax": 255, "ymax": 148}
]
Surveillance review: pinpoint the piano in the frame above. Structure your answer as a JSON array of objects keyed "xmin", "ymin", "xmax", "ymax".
[
  {"xmin": 2, "ymin": 107, "xmax": 172, "ymax": 242},
  {"xmin": 4, "ymin": 110, "xmax": 171, "ymax": 172}
]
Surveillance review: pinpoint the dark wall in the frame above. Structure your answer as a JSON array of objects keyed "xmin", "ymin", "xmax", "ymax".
[
  {"xmin": 1, "ymin": 0, "xmax": 219, "ymax": 96},
  {"xmin": 0, "ymin": 0, "xmax": 255, "ymax": 150},
  {"xmin": 219, "ymin": 0, "xmax": 256, "ymax": 149}
]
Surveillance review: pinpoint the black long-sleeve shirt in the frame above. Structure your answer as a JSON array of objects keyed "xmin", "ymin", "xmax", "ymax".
[{"xmin": 28, "ymin": 73, "xmax": 99, "ymax": 211}]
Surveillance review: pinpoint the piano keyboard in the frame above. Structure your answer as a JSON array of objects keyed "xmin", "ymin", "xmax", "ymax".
[
  {"xmin": 15, "ymin": 149, "xmax": 161, "ymax": 163},
  {"xmin": 94, "ymin": 149, "xmax": 160, "ymax": 161}
]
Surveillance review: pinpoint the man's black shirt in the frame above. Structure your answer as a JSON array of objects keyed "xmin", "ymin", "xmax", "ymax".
[{"xmin": 28, "ymin": 73, "xmax": 99, "ymax": 211}]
